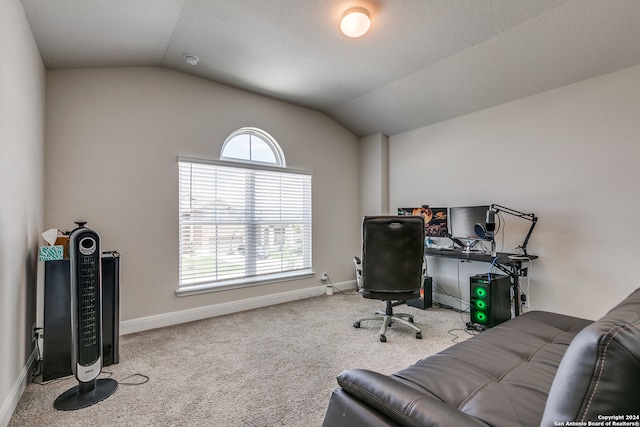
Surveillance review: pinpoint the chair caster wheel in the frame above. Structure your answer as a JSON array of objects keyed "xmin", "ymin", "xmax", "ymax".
[
  {"xmin": 416, "ymin": 332, "xmax": 422, "ymax": 339},
  {"xmin": 380, "ymin": 335, "xmax": 387, "ymax": 342},
  {"xmin": 353, "ymin": 322, "xmax": 361, "ymax": 328}
]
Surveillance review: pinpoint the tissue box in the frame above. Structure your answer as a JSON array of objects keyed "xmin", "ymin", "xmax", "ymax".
[{"xmin": 39, "ymin": 246, "xmax": 64, "ymax": 261}]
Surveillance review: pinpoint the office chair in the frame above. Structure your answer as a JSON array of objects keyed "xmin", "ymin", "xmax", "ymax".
[{"xmin": 353, "ymin": 216, "xmax": 425, "ymax": 342}]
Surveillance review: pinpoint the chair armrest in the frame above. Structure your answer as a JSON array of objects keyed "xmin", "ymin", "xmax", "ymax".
[
  {"xmin": 337, "ymin": 369, "xmax": 489, "ymax": 427},
  {"xmin": 353, "ymin": 256, "xmax": 362, "ymax": 290}
]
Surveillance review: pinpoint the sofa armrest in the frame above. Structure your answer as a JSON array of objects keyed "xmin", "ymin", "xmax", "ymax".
[
  {"xmin": 337, "ymin": 369, "xmax": 490, "ymax": 427},
  {"xmin": 541, "ymin": 287, "xmax": 640, "ymax": 424},
  {"xmin": 322, "ymin": 388, "xmax": 403, "ymax": 427}
]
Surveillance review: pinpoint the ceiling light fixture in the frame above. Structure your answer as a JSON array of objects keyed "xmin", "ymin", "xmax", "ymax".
[
  {"xmin": 340, "ymin": 7, "xmax": 370, "ymax": 38},
  {"xmin": 183, "ymin": 54, "xmax": 199, "ymax": 66}
]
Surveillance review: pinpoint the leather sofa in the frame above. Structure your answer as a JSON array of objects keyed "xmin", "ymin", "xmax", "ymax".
[{"xmin": 323, "ymin": 287, "xmax": 640, "ymax": 427}]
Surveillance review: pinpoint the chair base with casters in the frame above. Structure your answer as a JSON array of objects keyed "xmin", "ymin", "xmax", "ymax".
[{"xmin": 354, "ymin": 299, "xmax": 422, "ymax": 342}]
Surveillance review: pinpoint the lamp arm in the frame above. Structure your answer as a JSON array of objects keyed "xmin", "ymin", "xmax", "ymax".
[
  {"xmin": 490, "ymin": 204, "xmax": 536, "ymax": 222},
  {"xmin": 490, "ymin": 204, "xmax": 538, "ymax": 256},
  {"xmin": 518, "ymin": 216, "xmax": 538, "ymax": 256}
]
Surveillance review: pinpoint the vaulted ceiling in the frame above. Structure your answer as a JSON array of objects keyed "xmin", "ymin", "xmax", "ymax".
[{"xmin": 21, "ymin": 0, "xmax": 640, "ymax": 137}]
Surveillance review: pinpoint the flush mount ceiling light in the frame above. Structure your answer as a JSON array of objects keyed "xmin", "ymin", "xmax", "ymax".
[
  {"xmin": 340, "ymin": 7, "xmax": 370, "ymax": 38},
  {"xmin": 183, "ymin": 54, "xmax": 199, "ymax": 66}
]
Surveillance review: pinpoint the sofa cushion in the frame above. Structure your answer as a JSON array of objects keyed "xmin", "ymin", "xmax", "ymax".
[
  {"xmin": 335, "ymin": 310, "xmax": 591, "ymax": 427},
  {"xmin": 541, "ymin": 287, "xmax": 640, "ymax": 425}
]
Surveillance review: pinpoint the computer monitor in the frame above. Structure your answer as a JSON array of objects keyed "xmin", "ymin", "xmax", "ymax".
[
  {"xmin": 449, "ymin": 205, "xmax": 490, "ymax": 251},
  {"xmin": 398, "ymin": 207, "xmax": 448, "ymax": 237}
]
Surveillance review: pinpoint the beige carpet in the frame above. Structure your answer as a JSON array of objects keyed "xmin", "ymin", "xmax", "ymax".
[{"xmin": 10, "ymin": 291, "xmax": 472, "ymax": 427}]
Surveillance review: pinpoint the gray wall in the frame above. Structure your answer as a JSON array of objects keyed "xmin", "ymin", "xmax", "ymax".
[
  {"xmin": 359, "ymin": 133, "xmax": 389, "ymax": 217},
  {"xmin": 44, "ymin": 67, "xmax": 360, "ymax": 325},
  {"xmin": 387, "ymin": 65, "xmax": 640, "ymax": 320},
  {"xmin": 0, "ymin": 0, "xmax": 45, "ymax": 424}
]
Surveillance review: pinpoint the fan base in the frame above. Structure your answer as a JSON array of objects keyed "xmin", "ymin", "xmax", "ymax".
[{"xmin": 54, "ymin": 378, "xmax": 118, "ymax": 411}]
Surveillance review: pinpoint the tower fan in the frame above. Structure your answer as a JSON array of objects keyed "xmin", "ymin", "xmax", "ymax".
[{"xmin": 54, "ymin": 222, "xmax": 118, "ymax": 410}]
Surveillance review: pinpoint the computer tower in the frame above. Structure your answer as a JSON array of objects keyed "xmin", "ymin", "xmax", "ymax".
[
  {"xmin": 42, "ymin": 252, "xmax": 120, "ymax": 381},
  {"xmin": 469, "ymin": 274, "xmax": 511, "ymax": 328}
]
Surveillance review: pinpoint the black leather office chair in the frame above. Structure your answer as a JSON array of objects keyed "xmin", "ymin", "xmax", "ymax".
[{"xmin": 353, "ymin": 216, "xmax": 425, "ymax": 342}]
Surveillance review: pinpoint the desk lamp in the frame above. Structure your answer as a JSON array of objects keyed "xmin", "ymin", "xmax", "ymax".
[{"xmin": 476, "ymin": 204, "xmax": 538, "ymax": 256}]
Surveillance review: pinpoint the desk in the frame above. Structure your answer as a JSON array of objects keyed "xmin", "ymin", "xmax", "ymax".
[{"xmin": 424, "ymin": 248, "xmax": 537, "ymax": 316}]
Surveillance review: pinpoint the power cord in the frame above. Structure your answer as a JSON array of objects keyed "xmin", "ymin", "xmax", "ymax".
[
  {"xmin": 323, "ymin": 273, "xmax": 359, "ymax": 296},
  {"xmin": 30, "ymin": 334, "xmax": 149, "ymax": 387},
  {"xmin": 428, "ymin": 263, "xmax": 470, "ymax": 312},
  {"xmin": 28, "ymin": 330, "xmax": 148, "ymax": 387},
  {"xmin": 487, "ymin": 256, "xmax": 499, "ymax": 281},
  {"xmin": 101, "ymin": 371, "xmax": 149, "ymax": 386},
  {"xmin": 499, "ymin": 255, "xmax": 534, "ymax": 312},
  {"xmin": 32, "ymin": 370, "xmax": 149, "ymax": 387},
  {"xmin": 448, "ymin": 327, "xmax": 479, "ymax": 343},
  {"xmin": 30, "ymin": 330, "xmax": 46, "ymax": 382},
  {"xmin": 509, "ymin": 256, "xmax": 533, "ymax": 312}
]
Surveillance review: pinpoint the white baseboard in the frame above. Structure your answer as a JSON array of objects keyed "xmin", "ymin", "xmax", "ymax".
[
  {"xmin": 120, "ymin": 280, "xmax": 356, "ymax": 335},
  {"xmin": 1, "ymin": 348, "xmax": 37, "ymax": 427}
]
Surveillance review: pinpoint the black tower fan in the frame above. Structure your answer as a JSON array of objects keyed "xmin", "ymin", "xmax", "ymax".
[{"xmin": 54, "ymin": 223, "xmax": 118, "ymax": 410}]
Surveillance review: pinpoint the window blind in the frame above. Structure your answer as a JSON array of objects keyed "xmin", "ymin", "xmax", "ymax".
[{"xmin": 178, "ymin": 159, "xmax": 312, "ymax": 289}]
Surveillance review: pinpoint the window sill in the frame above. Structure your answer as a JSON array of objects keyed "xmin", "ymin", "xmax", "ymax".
[{"xmin": 176, "ymin": 270, "xmax": 315, "ymax": 297}]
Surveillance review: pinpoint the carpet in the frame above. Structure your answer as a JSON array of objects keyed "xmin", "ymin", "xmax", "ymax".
[{"xmin": 9, "ymin": 291, "xmax": 472, "ymax": 426}]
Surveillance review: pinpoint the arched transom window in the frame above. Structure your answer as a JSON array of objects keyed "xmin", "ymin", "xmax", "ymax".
[{"xmin": 220, "ymin": 127, "xmax": 285, "ymax": 166}]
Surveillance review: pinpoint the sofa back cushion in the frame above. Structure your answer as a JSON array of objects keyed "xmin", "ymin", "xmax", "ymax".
[{"xmin": 541, "ymin": 287, "xmax": 640, "ymax": 425}]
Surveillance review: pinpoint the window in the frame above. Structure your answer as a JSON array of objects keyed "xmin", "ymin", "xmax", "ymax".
[
  {"xmin": 221, "ymin": 127, "xmax": 285, "ymax": 166},
  {"xmin": 177, "ymin": 129, "xmax": 312, "ymax": 296}
]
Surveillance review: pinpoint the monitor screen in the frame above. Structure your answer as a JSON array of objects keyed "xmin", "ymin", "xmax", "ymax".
[
  {"xmin": 449, "ymin": 205, "xmax": 490, "ymax": 240},
  {"xmin": 398, "ymin": 207, "xmax": 448, "ymax": 237}
]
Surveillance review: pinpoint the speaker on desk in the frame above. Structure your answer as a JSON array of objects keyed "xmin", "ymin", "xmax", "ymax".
[
  {"xmin": 406, "ymin": 276, "xmax": 433, "ymax": 310},
  {"xmin": 470, "ymin": 274, "xmax": 511, "ymax": 328}
]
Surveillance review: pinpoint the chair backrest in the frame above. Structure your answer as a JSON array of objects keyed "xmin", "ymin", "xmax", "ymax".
[{"xmin": 361, "ymin": 216, "xmax": 425, "ymax": 298}]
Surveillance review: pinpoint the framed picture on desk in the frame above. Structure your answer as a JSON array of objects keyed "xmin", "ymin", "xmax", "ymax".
[{"xmin": 398, "ymin": 206, "xmax": 448, "ymax": 238}]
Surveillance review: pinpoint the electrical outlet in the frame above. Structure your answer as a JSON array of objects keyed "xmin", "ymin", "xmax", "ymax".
[
  {"xmin": 518, "ymin": 267, "xmax": 528, "ymax": 277},
  {"xmin": 321, "ymin": 273, "xmax": 328, "ymax": 281}
]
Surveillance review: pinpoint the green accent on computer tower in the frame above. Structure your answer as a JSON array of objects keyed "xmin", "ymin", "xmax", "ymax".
[{"xmin": 469, "ymin": 274, "xmax": 511, "ymax": 328}]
